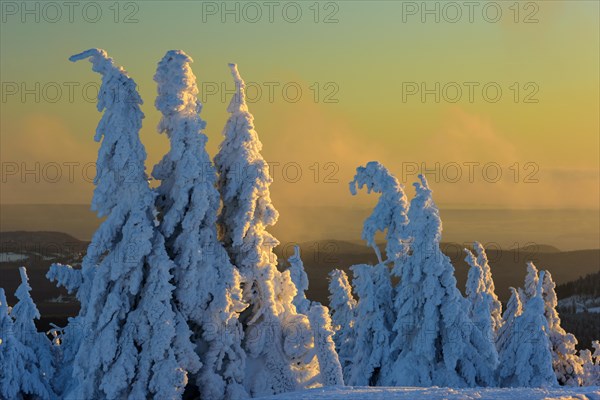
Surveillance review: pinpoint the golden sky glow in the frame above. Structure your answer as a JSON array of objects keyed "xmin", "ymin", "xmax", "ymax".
[{"xmin": 1, "ymin": 2, "xmax": 598, "ymax": 244}]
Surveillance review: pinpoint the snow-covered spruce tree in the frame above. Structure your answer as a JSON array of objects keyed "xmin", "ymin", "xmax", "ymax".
[
  {"xmin": 498, "ymin": 271, "xmax": 556, "ymax": 387},
  {"xmin": 10, "ymin": 266, "xmax": 55, "ymax": 397},
  {"xmin": 348, "ymin": 162, "xmax": 410, "ymax": 380},
  {"xmin": 383, "ymin": 175, "xmax": 497, "ymax": 387},
  {"xmin": 347, "ymin": 263, "xmax": 393, "ymax": 386},
  {"xmin": 519, "ymin": 261, "xmax": 539, "ymax": 302},
  {"xmin": 284, "ymin": 246, "xmax": 343, "ymax": 387},
  {"xmin": 288, "ymin": 246, "xmax": 311, "ymax": 315},
  {"xmin": 464, "ymin": 249, "xmax": 498, "ymax": 348},
  {"xmin": 495, "ymin": 287, "xmax": 522, "ymax": 355},
  {"xmin": 540, "ymin": 270, "xmax": 583, "ymax": 386},
  {"xmin": 579, "ymin": 341, "xmax": 600, "ymax": 386},
  {"xmin": 284, "ymin": 247, "xmax": 342, "ymax": 387},
  {"xmin": 59, "ymin": 49, "xmax": 199, "ymax": 400},
  {"xmin": 151, "ymin": 50, "xmax": 247, "ymax": 400},
  {"xmin": 307, "ymin": 304, "xmax": 344, "ymax": 386},
  {"xmin": 327, "ymin": 269, "xmax": 357, "ymax": 381},
  {"xmin": 215, "ymin": 63, "xmax": 315, "ymax": 396},
  {"xmin": 0, "ymin": 288, "xmax": 53, "ymax": 400},
  {"xmin": 473, "ymin": 242, "xmax": 503, "ymax": 335}
]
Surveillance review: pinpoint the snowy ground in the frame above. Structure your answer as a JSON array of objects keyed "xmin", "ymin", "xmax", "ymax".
[{"xmin": 256, "ymin": 386, "xmax": 600, "ymax": 399}]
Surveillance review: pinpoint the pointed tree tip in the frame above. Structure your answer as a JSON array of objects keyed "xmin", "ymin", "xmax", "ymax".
[
  {"xmin": 227, "ymin": 63, "xmax": 247, "ymax": 112},
  {"xmin": 228, "ymin": 63, "xmax": 244, "ymax": 85},
  {"xmin": 536, "ymin": 270, "xmax": 545, "ymax": 295},
  {"xmin": 18, "ymin": 266, "xmax": 28, "ymax": 282}
]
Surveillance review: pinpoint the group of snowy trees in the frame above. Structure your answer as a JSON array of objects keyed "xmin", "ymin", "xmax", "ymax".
[
  {"xmin": 327, "ymin": 162, "xmax": 600, "ymax": 389},
  {"xmin": 0, "ymin": 48, "xmax": 598, "ymax": 400},
  {"xmin": 1, "ymin": 49, "xmax": 341, "ymax": 400}
]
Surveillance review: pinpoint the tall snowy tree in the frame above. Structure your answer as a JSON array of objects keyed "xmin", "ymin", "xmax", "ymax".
[
  {"xmin": 347, "ymin": 263, "xmax": 393, "ymax": 386},
  {"xmin": 0, "ymin": 288, "xmax": 53, "ymax": 400},
  {"xmin": 10, "ymin": 267, "xmax": 55, "ymax": 396},
  {"xmin": 348, "ymin": 162, "xmax": 411, "ymax": 381},
  {"xmin": 382, "ymin": 174, "xmax": 497, "ymax": 387},
  {"xmin": 327, "ymin": 269, "xmax": 357, "ymax": 381},
  {"xmin": 307, "ymin": 304, "xmax": 344, "ymax": 386},
  {"xmin": 284, "ymin": 246, "xmax": 343, "ymax": 387},
  {"xmin": 498, "ymin": 271, "xmax": 556, "ymax": 387},
  {"xmin": 464, "ymin": 249, "xmax": 495, "ymax": 345},
  {"xmin": 473, "ymin": 242, "xmax": 503, "ymax": 334},
  {"xmin": 151, "ymin": 50, "xmax": 247, "ymax": 400},
  {"xmin": 540, "ymin": 270, "xmax": 583, "ymax": 386},
  {"xmin": 214, "ymin": 63, "xmax": 315, "ymax": 397},
  {"xmin": 288, "ymin": 246, "xmax": 311, "ymax": 315},
  {"xmin": 53, "ymin": 48, "xmax": 199, "ymax": 400},
  {"xmin": 496, "ymin": 287, "xmax": 522, "ymax": 355}
]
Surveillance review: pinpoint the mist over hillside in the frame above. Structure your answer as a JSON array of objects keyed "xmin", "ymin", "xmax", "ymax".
[{"xmin": 2, "ymin": 205, "xmax": 599, "ymax": 251}]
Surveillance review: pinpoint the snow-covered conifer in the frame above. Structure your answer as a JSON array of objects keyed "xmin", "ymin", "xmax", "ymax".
[
  {"xmin": 520, "ymin": 262, "xmax": 539, "ymax": 302},
  {"xmin": 498, "ymin": 271, "xmax": 556, "ymax": 387},
  {"xmin": 0, "ymin": 288, "xmax": 53, "ymax": 400},
  {"xmin": 383, "ymin": 175, "xmax": 497, "ymax": 388},
  {"xmin": 308, "ymin": 304, "xmax": 344, "ymax": 386},
  {"xmin": 347, "ymin": 263, "xmax": 393, "ymax": 386},
  {"xmin": 327, "ymin": 269, "xmax": 356, "ymax": 381},
  {"xmin": 465, "ymin": 249, "xmax": 496, "ymax": 346},
  {"xmin": 541, "ymin": 270, "xmax": 583, "ymax": 386},
  {"xmin": 215, "ymin": 63, "xmax": 315, "ymax": 397},
  {"xmin": 349, "ymin": 162, "xmax": 411, "ymax": 379},
  {"xmin": 151, "ymin": 50, "xmax": 247, "ymax": 399},
  {"xmin": 288, "ymin": 246, "xmax": 311, "ymax": 315},
  {"xmin": 11, "ymin": 267, "xmax": 55, "ymax": 395},
  {"xmin": 473, "ymin": 242, "xmax": 503, "ymax": 334},
  {"xmin": 64, "ymin": 49, "xmax": 198, "ymax": 399},
  {"xmin": 496, "ymin": 287, "xmax": 522, "ymax": 355}
]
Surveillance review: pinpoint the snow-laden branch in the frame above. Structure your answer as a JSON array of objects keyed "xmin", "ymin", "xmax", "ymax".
[{"xmin": 350, "ymin": 161, "xmax": 409, "ymax": 265}]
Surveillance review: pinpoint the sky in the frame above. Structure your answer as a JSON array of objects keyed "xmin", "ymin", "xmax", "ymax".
[{"xmin": 1, "ymin": 1, "xmax": 599, "ymax": 246}]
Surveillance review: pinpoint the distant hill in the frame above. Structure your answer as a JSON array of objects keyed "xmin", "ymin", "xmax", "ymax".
[
  {"xmin": 2, "ymin": 205, "xmax": 600, "ymax": 250},
  {"xmin": 274, "ymin": 239, "xmax": 600, "ymax": 306},
  {"xmin": 1, "ymin": 231, "xmax": 598, "ymax": 343}
]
